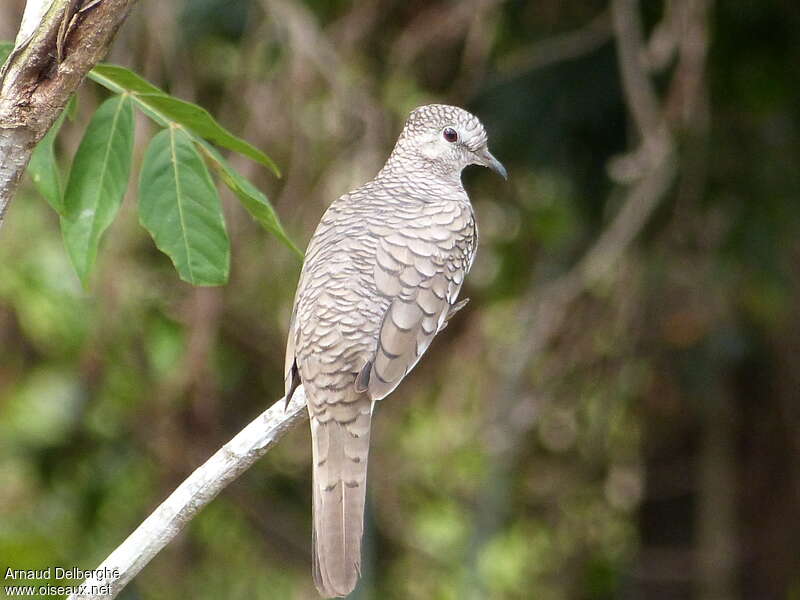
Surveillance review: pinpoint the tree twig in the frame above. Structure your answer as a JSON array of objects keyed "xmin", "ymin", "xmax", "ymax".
[{"xmin": 68, "ymin": 388, "xmax": 309, "ymax": 600}]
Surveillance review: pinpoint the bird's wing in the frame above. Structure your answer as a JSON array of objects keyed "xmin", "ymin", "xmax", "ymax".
[{"xmin": 367, "ymin": 210, "xmax": 476, "ymax": 400}]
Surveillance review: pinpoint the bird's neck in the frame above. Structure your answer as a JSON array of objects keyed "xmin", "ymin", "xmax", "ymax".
[{"xmin": 377, "ymin": 146, "xmax": 465, "ymax": 191}]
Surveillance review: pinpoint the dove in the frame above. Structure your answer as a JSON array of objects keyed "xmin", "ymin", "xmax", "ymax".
[{"xmin": 284, "ymin": 104, "xmax": 506, "ymax": 597}]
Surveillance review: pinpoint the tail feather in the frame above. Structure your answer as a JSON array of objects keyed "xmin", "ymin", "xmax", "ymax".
[{"xmin": 310, "ymin": 406, "xmax": 372, "ymax": 598}]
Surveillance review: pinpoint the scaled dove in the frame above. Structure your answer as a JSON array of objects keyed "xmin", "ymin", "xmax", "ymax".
[{"xmin": 284, "ymin": 104, "xmax": 506, "ymax": 597}]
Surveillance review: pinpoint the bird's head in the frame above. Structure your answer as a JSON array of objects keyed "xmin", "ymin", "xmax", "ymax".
[{"xmin": 391, "ymin": 104, "xmax": 507, "ymax": 181}]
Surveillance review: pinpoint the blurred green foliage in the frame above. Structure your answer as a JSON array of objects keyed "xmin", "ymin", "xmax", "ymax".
[{"xmin": 1, "ymin": 1, "xmax": 798, "ymax": 599}]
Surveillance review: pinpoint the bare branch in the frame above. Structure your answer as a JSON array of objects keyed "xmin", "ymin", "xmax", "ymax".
[
  {"xmin": 611, "ymin": 0, "xmax": 668, "ymax": 145},
  {"xmin": 69, "ymin": 388, "xmax": 309, "ymax": 600},
  {"xmin": 0, "ymin": 0, "xmax": 138, "ymax": 228}
]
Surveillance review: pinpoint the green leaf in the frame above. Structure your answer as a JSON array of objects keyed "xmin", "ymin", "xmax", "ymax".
[
  {"xmin": 139, "ymin": 127, "xmax": 230, "ymax": 286},
  {"xmin": 198, "ymin": 141, "xmax": 302, "ymax": 258},
  {"xmin": 61, "ymin": 95, "xmax": 134, "ymax": 286},
  {"xmin": 88, "ymin": 64, "xmax": 170, "ymax": 126},
  {"xmin": 28, "ymin": 94, "xmax": 79, "ymax": 213},
  {"xmin": 0, "ymin": 41, "xmax": 13, "ymax": 65},
  {"xmin": 136, "ymin": 94, "xmax": 280, "ymax": 176},
  {"xmin": 29, "ymin": 111, "xmax": 67, "ymax": 213},
  {"xmin": 88, "ymin": 63, "xmax": 167, "ymax": 96},
  {"xmin": 87, "ymin": 64, "xmax": 279, "ymax": 176},
  {"xmin": 65, "ymin": 93, "xmax": 79, "ymax": 121}
]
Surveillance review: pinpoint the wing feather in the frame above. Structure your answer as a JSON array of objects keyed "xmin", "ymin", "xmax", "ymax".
[{"xmin": 367, "ymin": 208, "xmax": 476, "ymax": 400}]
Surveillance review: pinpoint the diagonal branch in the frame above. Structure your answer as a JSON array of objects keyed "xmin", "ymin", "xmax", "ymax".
[{"xmin": 69, "ymin": 388, "xmax": 309, "ymax": 600}]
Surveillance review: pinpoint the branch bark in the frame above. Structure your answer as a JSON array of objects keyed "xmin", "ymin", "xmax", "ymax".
[
  {"xmin": 0, "ymin": 0, "xmax": 138, "ymax": 228},
  {"xmin": 68, "ymin": 388, "xmax": 309, "ymax": 600}
]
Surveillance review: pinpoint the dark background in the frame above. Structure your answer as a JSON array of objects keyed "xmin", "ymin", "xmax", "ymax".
[{"xmin": 1, "ymin": 0, "xmax": 798, "ymax": 598}]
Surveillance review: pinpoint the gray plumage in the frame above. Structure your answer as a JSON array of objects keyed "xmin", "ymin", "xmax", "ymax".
[{"xmin": 284, "ymin": 104, "xmax": 505, "ymax": 598}]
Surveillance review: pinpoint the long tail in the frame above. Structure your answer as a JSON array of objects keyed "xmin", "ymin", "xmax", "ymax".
[{"xmin": 310, "ymin": 404, "xmax": 372, "ymax": 598}]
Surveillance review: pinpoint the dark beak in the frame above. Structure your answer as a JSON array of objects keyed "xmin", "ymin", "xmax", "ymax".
[{"xmin": 477, "ymin": 148, "xmax": 507, "ymax": 180}]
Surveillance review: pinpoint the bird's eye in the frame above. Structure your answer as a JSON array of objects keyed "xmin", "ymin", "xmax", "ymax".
[{"xmin": 442, "ymin": 127, "xmax": 458, "ymax": 143}]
